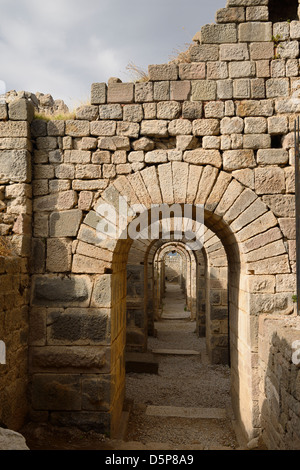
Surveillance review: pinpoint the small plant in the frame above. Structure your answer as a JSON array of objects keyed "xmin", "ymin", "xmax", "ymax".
[
  {"xmin": 272, "ymin": 34, "xmax": 282, "ymax": 46},
  {"xmin": 34, "ymin": 111, "xmax": 76, "ymax": 121},
  {"xmin": 125, "ymin": 61, "xmax": 149, "ymax": 83},
  {"xmin": 292, "ymin": 294, "xmax": 297, "ymax": 303}
]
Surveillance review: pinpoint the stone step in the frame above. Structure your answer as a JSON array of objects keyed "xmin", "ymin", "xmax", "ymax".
[
  {"xmin": 125, "ymin": 352, "xmax": 159, "ymax": 374},
  {"xmin": 145, "ymin": 405, "xmax": 227, "ymax": 419},
  {"xmin": 151, "ymin": 348, "xmax": 200, "ymax": 355}
]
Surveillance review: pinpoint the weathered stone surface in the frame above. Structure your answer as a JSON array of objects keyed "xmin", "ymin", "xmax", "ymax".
[
  {"xmin": 123, "ymin": 104, "xmax": 143, "ymax": 122},
  {"xmin": 91, "ymin": 275, "xmax": 111, "ymax": 308},
  {"xmin": 262, "ymin": 195, "xmax": 295, "ymax": 217},
  {"xmin": 107, "ymin": 83, "xmax": 134, "ymax": 103},
  {"xmin": 204, "ymin": 101, "xmax": 224, "ymax": 119},
  {"xmin": 145, "ymin": 150, "xmax": 168, "ymax": 164},
  {"xmin": 168, "ymin": 119, "xmax": 192, "ymax": 136},
  {"xmin": 179, "ymin": 63, "xmax": 205, "ymax": 80},
  {"xmin": 236, "ymin": 100, "xmax": 273, "ymax": 117},
  {"xmin": 239, "ymin": 22, "xmax": 272, "ymax": 42},
  {"xmin": 157, "ymin": 101, "xmax": 181, "ymax": 120},
  {"xmin": 219, "ymin": 43, "xmax": 249, "ymax": 61},
  {"xmin": 229, "ymin": 61, "xmax": 255, "ymax": 78},
  {"xmin": 0, "ymin": 150, "xmax": 31, "ymax": 183},
  {"xmin": 246, "ymin": 6, "xmax": 268, "ymax": 21},
  {"xmin": 243, "ymin": 133, "xmax": 271, "ymax": 149},
  {"xmin": 182, "ymin": 101, "xmax": 202, "ymax": 119},
  {"xmin": 279, "ymin": 41, "xmax": 299, "ymax": 59},
  {"xmin": 65, "ymin": 120, "xmax": 90, "ymax": 137},
  {"xmin": 135, "ymin": 82, "xmax": 154, "ymax": 102},
  {"xmin": 217, "ymin": 80, "xmax": 233, "ymax": 99},
  {"xmin": 257, "ymin": 149, "xmax": 289, "ymax": 165},
  {"xmin": 99, "ymin": 104, "xmax": 123, "ymax": 120},
  {"xmin": 266, "ymin": 79, "xmax": 290, "ymax": 98},
  {"xmin": 216, "ymin": 7, "xmax": 245, "ymax": 23},
  {"xmin": 278, "ymin": 218, "xmax": 296, "ymax": 239},
  {"xmin": 140, "ymin": 120, "xmax": 168, "ymax": 137},
  {"xmin": 223, "ymin": 150, "xmax": 256, "ymax": 170},
  {"xmin": 207, "ymin": 62, "xmax": 228, "ymax": 80},
  {"xmin": 33, "ymin": 191, "xmax": 77, "ymax": 212},
  {"xmin": 148, "ymin": 64, "xmax": 178, "ymax": 81},
  {"xmin": 8, "ymin": 98, "xmax": 34, "ymax": 122},
  {"xmin": 193, "ymin": 119, "xmax": 220, "ymax": 136},
  {"xmin": 75, "ymin": 105, "xmax": 99, "ymax": 121},
  {"xmin": 192, "ymin": 81, "xmax": 216, "ymax": 101},
  {"xmin": 244, "ymin": 117, "xmax": 267, "ymax": 134},
  {"xmin": 49, "ymin": 209, "xmax": 83, "ymax": 237},
  {"xmin": 153, "ymin": 81, "xmax": 170, "ymax": 101},
  {"xmin": 183, "ymin": 149, "xmax": 222, "ymax": 168},
  {"xmin": 46, "ymin": 238, "xmax": 72, "ymax": 272},
  {"xmin": 132, "ymin": 137, "xmax": 155, "ymax": 151},
  {"xmin": 32, "ymin": 275, "xmax": 93, "ymax": 306},
  {"xmin": 91, "ymin": 83, "xmax": 107, "ymax": 104},
  {"xmin": 90, "ymin": 121, "xmax": 116, "ymax": 136},
  {"xmin": 220, "ymin": 117, "xmax": 244, "ymax": 134},
  {"xmin": 201, "ymin": 23, "xmax": 237, "ymax": 43},
  {"xmin": 0, "ymin": 428, "xmax": 29, "ymax": 450},
  {"xmin": 170, "ymin": 81, "xmax": 191, "ymax": 101},
  {"xmin": 189, "ymin": 44, "xmax": 219, "ymax": 62},
  {"xmin": 0, "ymin": 121, "xmax": 29, "ymax": 137}
]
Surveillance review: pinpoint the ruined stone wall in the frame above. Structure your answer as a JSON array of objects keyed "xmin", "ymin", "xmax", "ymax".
[{"xmin": 259, "ymin": 315, "xmax": 300, "ymax": 449}]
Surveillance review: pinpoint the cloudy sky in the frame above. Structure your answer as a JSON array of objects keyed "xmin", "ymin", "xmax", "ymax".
[{"xmin": 0, "ymin": 0, "xmax": 225, "ymax": 109}]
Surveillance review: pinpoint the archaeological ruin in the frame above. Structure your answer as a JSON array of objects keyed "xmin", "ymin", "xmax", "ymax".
[{"xmin": 1, "ymin": 0, "xmax": 300, "ymax": 451}]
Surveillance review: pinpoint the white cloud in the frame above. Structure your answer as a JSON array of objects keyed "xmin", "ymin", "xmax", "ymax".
[{"xmin": 1, "ymin": 0, "xmax": 225, "ymax": 107}]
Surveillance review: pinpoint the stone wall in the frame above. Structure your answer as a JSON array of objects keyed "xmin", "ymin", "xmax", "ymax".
[
  {"xmin": 259, "ymin": 315, "xmax": 300, "ymax": 449},
  {"xmin": 0, "ymin": 255, "xmax": 30, "ymax": 429}
]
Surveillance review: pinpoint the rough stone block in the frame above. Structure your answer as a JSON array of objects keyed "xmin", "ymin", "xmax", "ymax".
[
  {"xmin": 217, "ymin": 80, "xmax": 233, "ymax": 99},
  {"xmin": 140, "ymin": 120, "xmax": 168, "ymax": 137},
  {"xmin": 193, "ymin": 119, "xmax": 220, "ymax": 136},
  {"xmin": 0, "ymin": 150, "xmax": 31, "ymax": 183},
  {"xmin": 182, "ymin": 101, "xmax": 202, "ymax": 119},
  {"xmin": 116, "ymin": 121, "xmax": 139, "ymax": 138},
  {"xmin": 168, "ymin": 119, "xmax": 192, "ymax": 136},
  {"xmin": 90, "ymin": 121, "xmax": 116, "ymax": 136},
  {"xmin": 257, "ymin": 149, "xmax": 289, "ymax": 165},
  {"xmin": 0, "ymin": 103, "xmax": 7, "ymax": 120},
  {"xmin": 148, "ymin": 64, "xmax": 178, "ymax": 81},
  {"xmin": 223, "ymin": 149, "xmax": 256, "ymax": 170},
  {"xmin": 243, "ymin": 133, "xmax": 271, "ymax": 149},
  {"xmin": 255, "ymin": 167, "xmax": 286, "ymax": 194},
  {"xmin": 262, "ymin": 195, "xmax": 295, "ymax": 217},
  {"xmin": 153, "ymin": 81, "xmax": 169, "ymax": 101},
  {"xmin": 216, "ymin": 7, "xmax": 245, "ymax": 23},
  {"xmin": 204, "ymin": 102, "xmax": 225, "ymax": 119},
  {"xmin": 239, "ymin": 22, "xmax": 272, "ymax": 42},
  {"xmin": 183, "ymin": 149, "xmax": 222, "ymax": 168},
  {"xmin": 49, "ymin": 210, "xmax": 83, "ymax": 238},
  {"xmin": 246, "ymin": 6, "xmax": 268, "ymax": 21},
  {"xmin": 279, "ymin": 41, "xmax": 299, "ymax": 59},
  {"xmin": 32, "ymin": 274, "xmax": 93, "ymax": 307},
  {"xmin": 219, "ymin": 43, "xmax": 249, "ymax": 61},
  {"xmin": 8, "ymin": 98, "xmax": 34, "ymax": 122},
  {"xmin": 207, "ymin": 62, "xmax": 228, "ymax": 80},
  {"xmin": 32, "ymin": 374, "xmax": 81, "ymax": 410},
  {"xmin": 91, "ymin": 275, "xmax": 111, "ymax": 308},
  {"xmin": 75, "ymin": 105, "xmax": 99, "ymax": 121},
  {"xmin": 290, "ymin": 20, "xmax": 300, "ymax": 39},
  {"xmin": 189, "ymin": 44, "xmax": 219, "ymax": 62},
  {"xmin": 91, "ymin": 83, "xmax": 107, "ymax": 105},
  {"xmin": 220, "ymin": 117, "xmax": 244, "ymax": 134},
  {"xmin": 99, "ymin": 104, "xmax": 122, "ymax": 120},
  {"xmin": 107, "ymin": 83, "xmax": 134, "ymax": 103},
  {"xmin": 179, "ymin": 63, "xmax": 205, "ymax": 80},
  {"xmin": 191, "ymin": 81, "xmax": 216, "ymax": 100},
  {"xmin": 33, "ymin": 190, "xmax": 77, "ymax": 212},
  {"xmin": 143, "ymin": 103, "xmax": 156, "ymax": 119},
  {"xmin": 229, "ymin": 61, "xmax": 255, "ymax": 78},
  {"xmin": 0, "ymin": 121, "xmax": 29, "ymax": 137},
  {"xmin": 145, "ymin": 150, "xmax": 168, "ymax": 164},
  {"xmin": 170, "ymin": 81, "xmax": 191, "ymax": 101},
  {"xmin": 201, "ymin": 23, "xmax": 237, "ymax": 43},
  {"xmin": 251, "ymin": 78, "xmax": 266, "ymax": 98},
  {"xmin": 134, "ymin": 82, "xmax": 153, "ymax": 102},
  {"xmin": 65, "ymin": 120, "xmax": 90, "ymax": 137},
  {"xmin": 273, "ymin": 22, "xmax": 290, "ymax": 41},
  {"xmin": 82, "ymin": 376, "xmax": 111, "ymax": 411},
  {"xmin": 266, "ymin": 78, "xmax": 289, "ymax": 98},
  {"xmin": 123, "ymin": 104, "xmax": 143, "ymax": 122},
  {"xmin": 236, "ymin": 100, "xmax": 273, "ymax": 117},
  {"xmin": 256, "ymin": 60, "xmax": 270, "ymax": 78},
  {"xmin": 64, "ymin": 150, "xmax": 91, "ymax": 163},
  {"xmin": 157, "ymin": 101, "xmax": 181, "ymax": 120},
  {"xmin": 46, "ymin": 238, "xmax": 72, "ymax": 272},
  {"xmin": 244, "ymin": 117, "xmax": 267, "ymax": 134}
]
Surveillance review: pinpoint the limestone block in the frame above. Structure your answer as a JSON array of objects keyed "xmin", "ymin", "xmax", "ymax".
[
  {"xmin": 32, "ymin": 274, "xmax": 93, "ymax": 306},
  {"xmin": 195, "ymin": 165, "xmax": 218, "ymax": 204},
  {"xmin": 219, "ymin": 43, "xmax": 249, "ymax": 61},
  {"xmin": 97, "ymin": 136, "xmax": 130, "ymax": 151},
  {"xmin": 257, "ymin": 149, "xmax": 289, "ymax": 165},
  {"xmin": 273, "ymin": 22, "xmax": 290, "ymax": 41},
  {"xmin": 230, "ymin": 198, "xmax": 268, "ymax": 232},
  {"xmin": 31, "ymin": 119, "xmax": 47, "ymax": 138},
  {"xmin": 245, "ymin": 239, "xmax": 286, "ymax": 263},
  {"xmin": 0, "ymin": 428, "xmax": 29, "ymax": 450},
  {"xmin": 0, "ymin": 150, "xmax": 31, "ymax": 183},
  {"xmin": 216, "ymin": 7, "xmax": 245, "ymax": 23},
  {"xmin": 217, "ymin": 80, "xmax": 233, "ymax": 99},
  {"xmin": 107, "ymin": 83, "xmax": 134, "ymax": 103},
  {"xmin": 290, "ymin": 21, "xmax": 300, "ymax": 39},
  {"xmin": 72, "ymin": 254, "xmax": 110, "ymax": 274},
  {"xmin": 0, "ymin": 104, "xmax": 7, "ymax": 120},
  {"xmin": 251, "ymin": 78, "xmax": 266, "ymax": 99},
  {"xmin": 230, "ymin": 61, "xmax": 256, "ymax": 79},
  {"xmin": 220, "ymin": 117, "xmax": 244, "ymax": 134},
  {"xmin": 182, "ymin": 101, "xmax": 202, "ymax": 119},
  {"xmin": 140, "ymin": 166, "xmax": 162, "ymax": 204},
  {"xmin": 62, "ymin": 136, "xmax": 72, "ymax": 150},
  {"xmin": 191, "ymin": 81, "xmax": 216, "ymax": 100},
  {"xmin": 33, "ymin": 190, "xmax": 77, "ymax": 212},
  {"xmin": 239, "ymin": 22, "xmax": 272, "ymax": 42},
  {"xmin": 176, "ymin": 136, "xmax": 198, "ymax": 151},
  {"xmin": 223, "ymin": 149, "xmax": 256, "ymax": 170},
  {"xmin": 157, "ymin": 101, "xmax": 181, "ymax": 120},
  {"xmin": 131, "ymin": 137, "xmax": 155, "ymax": 151},
  {"xmin": 78, "ymin": 192, "xmax": 93, "ymax": 211},
  {"xmin": 36, "ymin": 136, "xmax": 57, "ymax": 150},
  {"xmin": 99, "ymin": 104, "xmax": 123, "ymax": 120},
  {"xmin": 170, "ymin": 81, "xmax": 191, "ymax": 101},
  {"xmin": 233, "ymin": 79, "xmax": 251, "ymax": 98},
  {"xmin": 271, "ymin": 60, "xmax": 285, "ymax": 78},
  {"xmin": 116, "ymin": 163, "xmax": 132, "ymax": 174},
  {"xmin": 123, "ymin": 104, "xmax": 143, "ymax": 123},
  {"xmin": 232, "ymin": 168, "xmax": 254, "ymax": 189},
  {"xmin": 148, "ymin": 64, "xmax": 178, "ymax": 81},
  {"xmin": 223, "ymin": 188, "xmax": 257, "ymax": 224},
  {"xmin": 201, "ymin": 23, "xmax": 237, "ymax": 43},
  {"xmin": 278, "ymin": 218, "xmax": 296, "ymax": 239},
  {"xmin": 249, "ymin": 292, "xmax": 293, "ymax": 314},
  {"xmin": 262, "ymin": 195, "xmax": 295, "ymax": 217},
  {"xmin": 116, "ymin": 121, "xmax": 139, "ymax": 138},
  {"xmin": 244, "ymin": 117, "xmax": 267, "ymax": 134},
  {"xmin": 183, "ymin": 149, "xmax": 222, "ymax": 168},
  {"xmin": 207, "ymin": 62, "xmax": 228, "ymax": 80},
  {"xmin": 190, "ymin": 44, "xmax": 219, "ymax": 62},
  {"xmin": 204, "ymin": 101, "xmax": 225, "ymax": 119},
  {"xmin": 246, "ymin": 6, "xmax": 268, "ymax": 21},
  {"xmin": 143, "ymin": 103, "xmax": 156, "ymax": 119},
  {"xmin": 102, "ymin": 164, "xmax": 116, "ymax": 179},
  {"xmin": 90, "ymin": 120, "xmax": 116, "ymax": 136},
  {"xmin": 266, "ymin": 78, "xmax": 289, "ymax": 98},
  {"xmin": 279, "ymin": 41, "xmax": 299, "ymax": 59},
  {"xmin": 46, "ymin": 238, "xmax": 72, "ymax": 272},
  {"xmin": 81, "ymin": 137, "xmax": 97, "ymax": 151},
  {"xmin": 243, "ymin": 133, "xmax": 271, "ymax": 149},
  {"xmin": 54, "ymin": 164, "xmax": 74, "ymax": 179},
  {"xmin": 186, "ymin": 165, "xmax": 203, "ymax": 204},
  {"xmin": 157, "ymin": 163, "xmax": 173, "ymax": 204},
  {"xmin": 249, "ymin": 42, "xmax": 274, "ymax": 61},
  {"xmin": 154, "ymin": 81, "xmax": 170, "ymax": 101},
  {"xmin": 242, "ymin": 227, "xmax": 282, "ymax": 254},
  {"xmin": 145, "ymin": 150, "xmax": 168, "ymax": 164},
  {"xmin": 193, "ymin": 119, "xmax": 220, "ymax": 136},
  {"xmin": 82, "ymin": 376, "xmax": 111, "ymax": 411},
  {"xmin": 205, "ymin": 171, "xmax": 232, "ymax": 212},
  {"xmin": 256, "ymin": 60, "xmax": 270, "ymax": 78},
  {"xmin": 33, "ymin": 179, "xmax": 48, "ymax": 196},
  {"xmin": 140, "ymin": 120, "xmax": 168, "ymax": 137},
  {"xmin": 202, "ymin": 136, "xmax": 220, "ymax": 149},
  {"xmin": 72, "ymin": 180, "xmax": 108, "ymax": 191},
  {"xmin": 135, "ymin": 82, "xmax": 154, "ymax": 102},
  {"xmin": 179, "ymin": 63, "xmax": 205, "ymax": 80},
  {"xmin": 91, "ymin": 83, "xmax": 107, "ymax": 105},
  {"xmin": 49, "ymin": 209, "xmax": 82, "ymax": 237},
  {"xmin": 64, "ymin": 150, "xmax": 91, "ymax": 163},
  {"xmin": 286, "ymin": 59, "xmax": 299, "ymax": 77},
  {"xmin": 65, "ymin": 120, "xmax": 90, "ymax": 137},
  {"xmin": 0, "ymin": 121, "xmax": 29, "ymax": 137},
  {"xmin": 236, "ymin": 100, "xmax": 273, "ymax": 117},
  {"xmin": 8, "ymin": 98, "xmax": 34, "ymax": 122},
  {"xmin": 75, "ymin": 105, "xmax": 99, "ymax": 121},
  {"xmin": 168, "ymin": 119, "xmax": 192, "ymax": 136},
  {"xmin": 246, "ymin": 254, "xmax": 290, "ymax": 275},
  {"xmin": 276, "ymin": 274, "xmax": 296, "ymax": 293},
  {"xmin": 91, "ymin": 274, "xmax": 112, "ymax": 308}
]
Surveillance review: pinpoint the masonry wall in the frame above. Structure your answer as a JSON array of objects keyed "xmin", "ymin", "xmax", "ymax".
[{"xmin": 259, "ymin": 315, "xmax": 300, "ymax": 450}]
